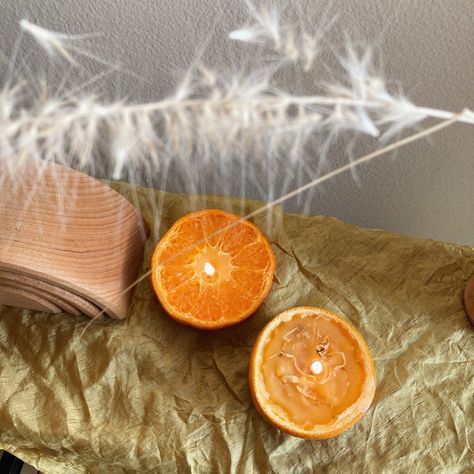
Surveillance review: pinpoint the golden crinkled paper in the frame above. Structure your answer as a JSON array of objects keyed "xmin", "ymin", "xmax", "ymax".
[{"xmin": 0, "ymin": 182, "xmax": 473, "ymax": 473}]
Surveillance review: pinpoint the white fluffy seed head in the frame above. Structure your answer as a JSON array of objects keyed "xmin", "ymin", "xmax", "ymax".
[{"xmin": 1, "ymin": 11, "xmax": 470, "ymax": 190}]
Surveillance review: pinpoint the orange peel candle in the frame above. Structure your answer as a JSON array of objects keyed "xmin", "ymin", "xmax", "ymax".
[
  {"xmin": 249, "ymin": 307, "xmax": 376, "ymax": 439},
  {"xmin": 151, "ymin": 209, "xmax": 275, "ymax": 329}
]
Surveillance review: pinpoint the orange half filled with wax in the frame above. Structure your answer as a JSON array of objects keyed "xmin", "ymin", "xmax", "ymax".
[
  {"xmin": 249, "ymin": 307, "xmax": 376, "ymax": 439},
  {"xmin": 151, "ymin": 209, "xmax": 275, "ymax": 329}
]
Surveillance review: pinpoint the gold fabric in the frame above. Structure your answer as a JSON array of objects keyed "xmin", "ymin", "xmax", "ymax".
[{"xmin": 0, "ymin": 182, "xmax": 473, "ymax": 473}]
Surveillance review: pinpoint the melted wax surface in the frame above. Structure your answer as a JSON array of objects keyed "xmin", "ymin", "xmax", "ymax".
[{"xmin": 262, "ymin": 314, "xmax": 365, "ymax": 427}]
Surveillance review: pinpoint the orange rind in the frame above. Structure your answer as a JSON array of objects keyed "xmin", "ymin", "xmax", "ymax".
[{"xmin": 249, "ymin": 306, "xmax": 376, "ymax": 439}]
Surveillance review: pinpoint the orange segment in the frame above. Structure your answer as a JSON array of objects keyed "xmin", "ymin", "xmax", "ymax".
[
  {"xmin": 249, "ymin": 307, "xmax": 376, "ymax": 439},
  {"xmin": 151, "ymin": 209, "xmax": 275, "ymax": 329},
  {"xmin": 232, "ymin": 243, "xmax": 273, "ymax": 270}
]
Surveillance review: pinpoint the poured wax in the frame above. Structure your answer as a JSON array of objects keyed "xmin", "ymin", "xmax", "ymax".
[{"xmin": 261, "ymin": 313, "xmax": 366, "ymax": 428}]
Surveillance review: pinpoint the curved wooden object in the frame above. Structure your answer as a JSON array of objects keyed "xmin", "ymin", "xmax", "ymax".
[
  {"xmin": 0, "ymin": 287, "xmax": 62, "ymax": 313},
  {"xmin": 0, "ymin": 273, "xmax": 82, "ymax": 316},
  {"xmin": 0, "ymin": 160, "xmax": 148, "ymax": 319},
  {"xmin": 0, "ymin": 269, "xmax": 104, "ymax": 319},
  {"xmin": 464, "ymin": 275, "xmax": 474, "ymax": 326}
]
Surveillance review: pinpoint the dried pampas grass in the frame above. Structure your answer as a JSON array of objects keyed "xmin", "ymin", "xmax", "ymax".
[{"xmin": 1, "ymin": 5, "xmax": 473, "ymax": 221}]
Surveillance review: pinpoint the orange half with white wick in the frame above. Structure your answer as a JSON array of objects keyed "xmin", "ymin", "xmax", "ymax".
[
  {"xmin": 250, "ymin": 307, "xmax": 376, "ymax": 439},
  {"xmin": 151, "ymin": 209, "xmax": 275, "ymax": 329}
]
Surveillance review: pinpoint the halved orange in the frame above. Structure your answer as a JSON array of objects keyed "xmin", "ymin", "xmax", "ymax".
[
  {"xmin": 249, "ymin": 306, "xmax": 376, "ymax": 439},
  {"xmin": 151, "ymin": 209, "xmax": 275, "ymax": 329}
]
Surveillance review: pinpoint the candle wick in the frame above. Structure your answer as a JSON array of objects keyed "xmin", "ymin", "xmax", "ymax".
[
  {"xmin": 310, "ymin": 360, "xmax": 324, "ymax": 375},
  {"xmin": 204, "ymin": 262, "xmax": 216, "ymax": 276}
]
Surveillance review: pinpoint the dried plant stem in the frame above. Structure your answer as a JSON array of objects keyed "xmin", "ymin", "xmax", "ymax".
[
  {"xmin": 8, "ymin": 95, "xmax": 472, "ymax": 168},
  {"xmin": 245, "ymin": 111, "xmax": 464, "ymax": 219},
  {"xmin": 11, "ymin": 93, "xmax": 472, "ymax": 134},
  {"xmin": 77, "ymin": 111, "xmax": 462, "ymax": 340},
  {"xmin": 123, "ymin": 97, "xmax": 474, "ymax": 125}
]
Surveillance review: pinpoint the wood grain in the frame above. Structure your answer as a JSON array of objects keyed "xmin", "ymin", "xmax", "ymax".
[
  {"xmin": 0, "ymin": 269, "xmax": 104, "ymax": 319},
  {"xmin": 0, "ymin": 160, "xmax": 148, "ymax": 319},
  {"xmin": 0, "ymin": 273, "xmax": 81, "ymax": 316},
  {"xmin": 0, "ymin": 287, "xmax": 62, "ymax": 313}
]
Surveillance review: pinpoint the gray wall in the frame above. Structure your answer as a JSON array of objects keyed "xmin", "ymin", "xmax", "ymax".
[{"xmin": 1, "ymin": 0, "xmax": 473, "ymax": 245}]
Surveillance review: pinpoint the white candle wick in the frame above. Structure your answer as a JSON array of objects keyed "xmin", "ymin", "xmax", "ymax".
[
  {"xmin": 310, "ymin": 360, "xmax": 324, "ymax": 375},
  {"xmin": 204, "ymin": 262, "xmax": 216, "ymax": 276}
]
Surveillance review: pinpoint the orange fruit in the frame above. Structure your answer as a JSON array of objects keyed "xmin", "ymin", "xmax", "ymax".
[
  {"xmin": 249, "ymin": 306, "xmax": 376, "ymax": 439},
  {"xmin": 151, "ymin": 209, "xmax": 275, "ymax": 329}
]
